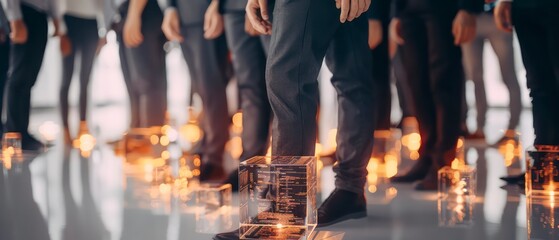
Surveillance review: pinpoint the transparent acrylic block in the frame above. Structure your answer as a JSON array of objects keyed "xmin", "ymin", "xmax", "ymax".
[
  {"xmin": 527, "ymin": 195, "xmax": 559, "ymax": 240},
  {"xmin": 526, "ymin": 145, "xmax": 559, "ymax": 198},
  {"xmin": 438, "ymin": 166, "xmax": 476, "ymax": 227},
  {"xmin": 239, "ymin": 156, "xmax": 317, "ymax": 240},
  {"xmin": 195, "ymin": 183, "xmax": 233, "ymax": 233},
  {"xmin": 124, "ymin": 127, "xmax": 169, "ymax": 164},
  {"xmin": 498, "ymin": 132, "xmax": 523, "ymax": 174}
]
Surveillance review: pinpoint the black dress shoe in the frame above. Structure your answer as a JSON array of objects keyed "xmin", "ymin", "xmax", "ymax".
[
  {"xmin": 390, "ymin": 159, "xmax": 431, "ymax": 183},
  {"xmin": 213, "ymin": 230, "xmax": 239, "ymax": 240},
  {"xmin": 223, "ymin": 170, "xmax": 239, "ymax": 192},
  {"xmin": 199, "ymin": 163, "xmax": 226, "ymax": 182},
  {"xmin": 317, "ymin": 189, "xmax": 367, "ymax": 227},
  {"xmin": 22, "ymin": 135, "xmax": 44, "ymax": 151},
  {"xmin": 500, "ymin": 173, "xmax": 525, "ymax": 185}
]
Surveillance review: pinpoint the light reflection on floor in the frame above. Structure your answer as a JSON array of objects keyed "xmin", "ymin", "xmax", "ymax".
[{"xmin": 1, "ymin": 107, "xmax": 554, "ymax": 240}]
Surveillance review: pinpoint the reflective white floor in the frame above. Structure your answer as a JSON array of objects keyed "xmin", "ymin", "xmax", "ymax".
[{"xmin": 1, "ymin": 106, "xmax": 555, "ymax": 240}]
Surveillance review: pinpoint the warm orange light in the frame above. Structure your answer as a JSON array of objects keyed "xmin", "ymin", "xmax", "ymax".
[
  {"xmin": 315, "ymin": 143, "xmax": 323, "ymax": 157},
  {"xmin": 180, "ymin": 123, "xmax": 202, "ymax": 143},
  {"xmin": 385, "ymin": 154, "xmax": 398, "ymax": 178},
  {"xmin": 409, "ymin": 151, "xmax": 420, "ymax": 160},
  {"xmin": 78, "ymin": 134, "xmax": 96, "ymax": 152},
  {"xmin": 160, "ymin": 136, "xmax": 170, "ymax": 146},
  {"xmin": 161, "ymin": 150, "xmax": 171, "ymax": 160},
  {"xmin": 368, "ymin": 185, "xmax": 378, "ymax": 193},
  {"xmin": 227, "ymin": 136, "xmax": 243, "ymax": 159},
  {"xmin": 407, "ymin": 133, "xmax": 421, "ymax": 151},
  {"xmin": 193, "ymin": 156, "xmax": 201, "ymax": 167},
  {"xmin": 232, "ymin": 112, "xmax": 243, "ymax": 128},
  {"xmin": 150, "ymin": 135, "xmax": 159, "ymax": 145}
]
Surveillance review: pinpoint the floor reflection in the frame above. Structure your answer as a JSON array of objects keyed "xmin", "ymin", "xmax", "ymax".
[
  {"xmin": 1, "ymin": 154, "xmax": 50, "ymax": 240},
  {"xmin": 0, "ymin": 108, "xmax": 546, "ymax": 240}
]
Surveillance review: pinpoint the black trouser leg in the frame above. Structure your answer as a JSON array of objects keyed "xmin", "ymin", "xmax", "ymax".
[
  {"xmin": 60, "ymin": 42, "xmax": 76, "ymax": 130},
  {"xmin": 4, "ymin": 5, "xmax": 48, "ymax": 137},
  {"xmin": 513, "ymin": 7, "xmax": 559, "ymax": 145},
  {"xmin": 268, "ymin": 0, "xmax": 374, "ymax": 194},
  {"xmin": 0, "ymin": 35, "xmax": 10, "ymax": 135},
  {"xmin": 60, "ymin": 15, "xmax": 99, "ymax": 130},
  {"xmin": 399, "ymin": 13, "xmax": 463, "ymax": 167},
  {"xmin": 180, "ymin": 25, "xmax": 229, "ymax": 165},
  {"xmin": 392, "ymin": 49, "xmax": 414, "ymax": 118},
  {"xmin": 224, "ymin": 11, "xmax": 271, "ymax": 160},
  {"xmin": 371, "ymin": 20, "xmax": 391, "ymax": 130}
]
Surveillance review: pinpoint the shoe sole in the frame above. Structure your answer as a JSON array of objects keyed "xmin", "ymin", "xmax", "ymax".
[{"xmin": 317, "ymin": 211, "xmax": 367, "ymax": 228}]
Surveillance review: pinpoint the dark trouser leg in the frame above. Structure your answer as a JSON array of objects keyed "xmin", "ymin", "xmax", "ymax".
[
  {"xmin": 371, "ymin": 20, "xmax": 391, "ymax": 131},
  {"xmin": 180, "ymin": 25, "xmax": 229, "ymax": 165},
  {"xmin": 123, "ymin": 2, "xmax": 167, "ymax": 128},
  {"xmin": 399, "ymin": 16, "xmax": 437, "ymax": 160},
  {"xmin": 0, "ymin": 36, "xmax": 8, "ymax": 135},
  {"xmin": 424, "ymin": 14, "xmax": 463, "ymax": 167},
  {"xmin": 268, "ymin": 0, "xmax": 373, "ymax": 194},
  {"xmin": 61, "ymin": 15, "xmax": 99, "ymax": 129},
  {"xmin": 60, "ymin": 41, "xmax": 76, "ymax": 130},
  {"xmin": 393, "ymin": 49, "xmax": 414, "ymax": 118},
  {"xmin": 326, "ymin": 19, "xmax": 375, "ymax": 194},
  {"xmin": 224, "ymin": 12, "xmax": 271, "ymax": 160},
  {"xmin": 117, "ymin": 32, "xmax": 140, "ymax": 129},
  {"xmin": 514, "ymin": 7, "xmax": 559, "ymax": 145},
  {"xmin": 5, "ymin": 5, "xmax": 48, "ymax": 136},
  {"xmin": 78, "ymin": 33, "xmax": 99, "ymax": 123}
]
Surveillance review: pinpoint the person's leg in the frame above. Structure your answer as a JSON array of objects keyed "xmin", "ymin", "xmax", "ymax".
[
  {"xmin": 224, "ymin": 12, "xmax": 271, "ymax": 160},
  {"xmin": 0, "ymin": 34, "xmax": 8, "ymax": 137},
  {"xmin": 513, "ymin": 8, "xmax": 557, "ymax": 145},
  {"xmin": 77, "ymin": 19, "xmax": 100, "ymax": 128},
  {"xmin": 371, "ymin": 20, "xmax": 391, "ymax": 131},
  {"xmin": 392, "ymin": 48, "xmax": 414, "ymax": 119},
  {"xmin": 486, "ymin": 14, "xmax": 522, "ymax": 134},
  {"xmin": 117, "ymin": 35, "xmax": 140, "ymax": 129},
  {"xmin": 267, "ymin": 0, "xmax": 339, "ymax": 157},
  {"xmin": 461, "ymin": 14, "xmax": 486, "ymax": 136},
  {"xmin": 60, "ymin": 15, "xmax": 78, "ymax": 141},
  {"xmin": 124, "ymin": 2, "xmax": 167, "ymax": 128},
  {"xmin": 420, "ymin": 13, "xmax": 464, "ymax": 190},
  {"xmin": 4, "ymin": 5, "xmax": 48, "ymax": 149},
  {"xmin": 325, "ymin": 16, "xmax": 375, "ymax": 195},
  {"xmin": 391, "ymin": 15, "xmax": 436, "ymax": 182},
  {"xmin": 544, "ymin": 8, "xmax": 559, "ymax": 144},
  {"xmin": 180, "ymin": 25, "xmax": 229, "ymax": 180},
  {"xmin": 268, "ymin": 0, "xmax": 372, "ymax": 227}
]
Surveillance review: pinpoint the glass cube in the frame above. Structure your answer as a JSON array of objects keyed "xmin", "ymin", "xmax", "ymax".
[
  {"xmin": 239, "ymin": 156, "xmax": 317, "ymax": 240},
  {"xmin": 195, "ymin": 183, "xmax": 233, "ymax": 233},
  {"xmin": 123, "ymin": 127, "xmax": 170, "ymax": 164},
  {"xmin": 498, "ymin": 132, "xmax": 522, "ymax": 174},
  {"xmin": 437, "ymin": 166, "xmax": 476, "ymax": 227},
  {"xmin": 196, "ymin": 183, "xmax": 232, "ymax": 211},
  {"xmin": 3, "ymin": 132, "xmax": 22, "ymax": 158},
  {"xmin": 527, "ymin": 195, "xmax": 559, "ymax": 240},
  {"xmin": 526, "ymin": 145, "xmax": 559, "ymax": 198}
]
